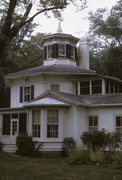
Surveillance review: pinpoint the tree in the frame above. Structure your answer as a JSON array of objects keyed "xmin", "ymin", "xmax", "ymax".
[
  {"xmin": 0, "ymin": 0, "xmax": 86, "ymax": 107},
  {"xmin": 89, "ymin": 0, "xmax": 122, "ymax": 79}
]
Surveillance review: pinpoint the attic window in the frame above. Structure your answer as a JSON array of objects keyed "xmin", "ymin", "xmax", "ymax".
[{"xmin": 51, "ymin": 84, "xmax": 59, "ymax": 92}]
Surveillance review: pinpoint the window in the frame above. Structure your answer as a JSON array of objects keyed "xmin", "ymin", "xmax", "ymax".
[
  {"xmin": 51, "ymin": 84, "xmax": 59, "ymax": 92},
  {"xmin": 59, "ymin": 44, "xmax": 66, "ymax": 57},
  {"xmin": 47, "ymin": 45, "xmax": 53, "ymax": 58},
  {"xmin": 105, "ymin": 80, "xmax": 109, "ymax": 94},
  {"xmin": 24, "ymin": 87, "xmax": 30, "ymax": 101},
  {"xmin": 116, "ymin": 116, "xmax": 122, "ymax": 134},
  {"xmin": 20, "ymin": 85, "xmax": 34, "ymax": 103},
  {"xmin": 32, "ymin": 110, "xmax": 40, "ymax": 138},
  {"xmin": 80, "ymin": 81, "xmax": 90, "ymax": 95},
  {"xmin": 89, "ymin": 116, "xmax": 98, "ymax": 131},
  {"xmin": 92, "ymin": 80, "xmax": 102, "ymax": 94},
  {"xmin": 47, "ymin": 110, "xmax": 58, "ymax": 138},
  {"xmin": 2, "ymin": 114, "xmax": 10, "ymax": 135}
]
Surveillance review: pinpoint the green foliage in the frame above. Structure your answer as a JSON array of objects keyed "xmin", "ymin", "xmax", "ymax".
[
  {"xmin": 81, "ymin": 130, "xmax": 108, "ymax": 152},
  {"xmin": 112, "ymin": 152, "xmax": 122, "ymax": 169},
  {"xmin": 90, "ymin": 151, "xmax": 105, "ymax": 165},
  {"xmin": 0, "ymin": 142, "xmax": 3, "ymax": 152},
  {"xmin": 89, "ymin": 0, "xmax": 122, "ymax": 79},
  {"xmin": 68, "ymin": 149, "xmax": 90, "ymax": 165},
  {"xmin": 16, "ymin": 133, "xmax": 35, "ymax": 156},
  {"xmin": 63, "ymin": 137, "xmax": 76, "ymax": 156},
  {"xmin": 81, "ymin": 130, "xmax": 122, "ymax": 152}
]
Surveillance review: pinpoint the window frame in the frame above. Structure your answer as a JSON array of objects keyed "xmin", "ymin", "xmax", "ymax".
[
  {"xmin": 47, "ymin": 110, "xmax": 59, "ymax": 138},
  {"xmin": 32, "ymin": 110, "xmax": 41, "ymax": 138},
  {"xmin": 47, "ymin": 45, "xmax": 53, "ymax": 59},
  {"xmin": 58, "ymin": 44, "xmax": 66, "ymax": 58},
  {"xmin": 115, "ymin": 116, "xmax": 122, "ymax": 134},
  {"xmin": 50, "ymin": 84, "xmax": 59, "ymax": 92},
  {"xmin": 89, "ymin": 116, "xmax": 98, "ymax": 131}
]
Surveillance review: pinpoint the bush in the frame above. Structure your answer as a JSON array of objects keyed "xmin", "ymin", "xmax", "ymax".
[
  {"xmin": 16, "ymin": 133, "xmax": 35, "ymax": 156},
  {"xmin": 68, "ymin": 149, "xmax": 90, "ymax": 165},
  {"xmin": 81, "ymin": 130, "xmax": 108, "ymax": 152},
  {"xmin": 112, "ymin": 152, "xmax": 122, "ymax": 169},
  {"xmin": 63, "ymin": 137, "xmax": 75, "ymax": 156},
  {"xmin": 0, "ymin": 142, "xmax": 3, "ymax": 152},
  {"xmin": 90, "ymin": 151, "xmax": 105, "ymax": 165}
]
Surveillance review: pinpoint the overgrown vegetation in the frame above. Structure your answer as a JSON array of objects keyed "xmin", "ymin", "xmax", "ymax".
[
  {"xmin": 0, "ymin": 142, "xmax": 3, "ymax": 152},
  {"xmin": 16, "ymin": 133, "xmax": 35, "ymax": 156}
]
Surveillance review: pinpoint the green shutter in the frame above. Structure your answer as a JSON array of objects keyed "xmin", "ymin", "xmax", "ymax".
[
  {"xmin": 66, "ymin": 44, "xmax": 71, "ymax": 59},
  {"xmin": 43, "ymin": 46, "xmax": 47, "ymax": 60},
  {"xmin": 20, "ymin": 87, "xmax": 23, "ymax": 103},
  {"xmin": 2, "ymin": 114, "xmax": 10, "ymax": 135},
  {"xmin": 19, "ymin": 113, "xmax": 27, "ymax": 134},
  {"xmin": 53, "ymin": 44, "xmax": 58, "ymax": 58},
  {"xmin": 31, "ymin": 85, "xmax": 34, "ymax": 100}
]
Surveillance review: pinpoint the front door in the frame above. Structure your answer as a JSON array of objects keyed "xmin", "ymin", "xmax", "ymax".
[{"xmin": 11, "ymin": 119, "xmax": 18, "ymax": 144}]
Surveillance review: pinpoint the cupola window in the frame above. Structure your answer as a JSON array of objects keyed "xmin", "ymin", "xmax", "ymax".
[
  {"xmin": 71, "ymin": 45, "xmax": 75, "ymax": 59},
  {"xmin": 47, "ymin": 45, "xmax": 53, "ymax": 58},
  {"xmin": 59, "ymin": 44, "xmax": 66, "ymax": 57}
]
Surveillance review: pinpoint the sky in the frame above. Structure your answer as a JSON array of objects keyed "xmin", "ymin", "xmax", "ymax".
[{"xmin": 33, "ymin": 0, "xmax": 117, "ymax": 37}]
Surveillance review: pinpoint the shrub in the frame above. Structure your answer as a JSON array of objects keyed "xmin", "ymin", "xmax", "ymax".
[
  {"xmin": 16, "ymin": 133, "xmax": 35, "ymax": 156},
  {"xmin": 107, "ymin": 132, "xmax": 121, "ymax": 151},
  {"xmin": 63, "ymin": 137, "xmax": 75, "ymax": 156},
  {"xmin": 68, "ymin": 149, "xmax": 90, "ymax": 165},
  {"xmin": 0, "ymin": 142, "xmax": 3, "ymax": 152},
  {"xmin": 90, "ymin": 151, "xmax": 105, "ymax": 165},
  {"xmin": 81, "ymin": 130, "xmax": 108, "ymax": 152},
  {"xmin": 112, "ymin": 152, "xmax": 122, "ymax": 169}
]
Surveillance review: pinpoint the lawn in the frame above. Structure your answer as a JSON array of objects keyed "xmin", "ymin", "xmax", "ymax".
[{"xmin": 0, "ymin": 152, "xmax": 122, "ymax": 180}]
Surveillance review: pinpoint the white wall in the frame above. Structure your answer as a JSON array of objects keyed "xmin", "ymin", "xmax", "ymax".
[{"xmin": 10, "ymin": 75, "xmax": 76, "ymax": 107}]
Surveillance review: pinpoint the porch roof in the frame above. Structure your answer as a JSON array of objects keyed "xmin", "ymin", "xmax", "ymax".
[{"xmin": 25, "ymin": 97, "xmax": 70, "ymax": 107}]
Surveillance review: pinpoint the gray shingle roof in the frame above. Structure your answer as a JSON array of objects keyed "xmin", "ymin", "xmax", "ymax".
[
  {"xmin": 5, "ymin": 64, "xmax": 96, "ymax": 79},
  {"xmin": 28, "ymin": 90, "xmax": 122, "ymax": 107}
]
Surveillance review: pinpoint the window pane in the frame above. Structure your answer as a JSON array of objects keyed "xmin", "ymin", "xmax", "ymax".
[
  {"xmin": 51, "ymin": 84, "xmax": 59, "ymax": 92},
  {"xmin": 32, "ymin": 110, "xmax": 40, "ymax": 138},
  {"xmin": 48, "ymin": 45, "xmax": 53, "ymax": 58},
  {"xmin": 2, "ymin": 114, "xmax": 10, "ymax": 135},
  {"xmin": 89, "ymin": 116, "xmax": 98, "ymax": 131},
  {"xmin": 80, "ymin": 81, "xmax": 90, "ymax": 95},
  {"xmin": 59, "ymin": 44, "xmax": 66, "ymax": 57},
  {"xmin": 105, "ymin": 80, "xmax": 109, "ymax": 94},
  {"xmin": 116, "ymin": 116, "xmax": 122, "ymax": 134},
  {"xmin": 92, "ymin": 80, "xmax": 102, "ymax": 94},
  {"xmin": 24, "ymin": 87, "xmax": 30, "ymax": 102},
  {"xmin": 47, "ymin": 110, "xmax": 58, "ymax": 138}
]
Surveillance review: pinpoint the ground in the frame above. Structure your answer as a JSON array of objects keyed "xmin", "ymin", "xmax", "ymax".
[{"xmin": 0, "ymin": 152, "xmax": 122, "ymax": 180}]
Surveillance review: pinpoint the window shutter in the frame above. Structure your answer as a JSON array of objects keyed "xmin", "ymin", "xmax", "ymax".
[
  {"xmin": 20, "ymin": 87, "xmax": 23, "ymax": 103},
  {"xmin": 75, "ymin": 47, "xmax": 77, "ymax": 61},
  {"xmin": 43, "ymin": 46, "xmax": 47, "ymax": 60},
  {"xmin": 66, "ymin": 44, "xmax": 71, "ymax": 59},
  {"xmin": 19, "ymin": 113, "xmax": 27, "ymax": 134},
  {"xmin": 31, "ymin": 85, "xmax": 34, "ymax": 100},
  {"xmin": 53, "ymin": 44, "xmax": 58, "ymax": 58},
  {"xmin": 2, "ymin": 114, "xmax": 10, "ymax": 135}
]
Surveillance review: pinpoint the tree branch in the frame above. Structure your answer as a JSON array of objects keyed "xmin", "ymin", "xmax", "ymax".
[
  {"xmin": 9, "ymin": 4, "xmax": 65, "ymax": 40},
  {"xmin": 2, "ymin": 0, "xmax": 18, "ymax": 36}
]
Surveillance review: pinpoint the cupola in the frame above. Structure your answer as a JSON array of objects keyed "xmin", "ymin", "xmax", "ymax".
[{"xmin": 42, "ymin": 24, "xmax": 79, "ymax": 66}]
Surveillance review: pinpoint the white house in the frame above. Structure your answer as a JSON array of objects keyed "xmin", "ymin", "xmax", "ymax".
[{"xmin": 0, "ymin": 28, "xmax": 122, "ymax": 153}]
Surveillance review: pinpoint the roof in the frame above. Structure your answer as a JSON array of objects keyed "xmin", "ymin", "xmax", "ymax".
[
  {"xmin": 25, "ymin": 97, "xmax": 70, "ymax": 107},
  {"xmin": 4, "ymin": 64, "xmax": 96, "ymax": 79},
  {"xmin": 25, "ymin": 90, "xmax": 122, "ymax": 108}
]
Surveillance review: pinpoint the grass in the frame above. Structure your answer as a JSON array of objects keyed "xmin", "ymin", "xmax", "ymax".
[{"xmin": 0, "ymin": 152, "xmax": 122, "ymax": 180}]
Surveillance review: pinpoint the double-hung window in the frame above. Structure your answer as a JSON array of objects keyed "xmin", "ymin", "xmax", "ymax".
[
  {"xmin": 32, "ymin": 110, "xmax": 40, "ymax": 138},
  {"xmin": 116, "ymin": 116, "xmax": 122, "ymax": 134},
  {"xmin": 47, "ymin": 45, "xmax": 53, "ymax": 58},
  {"xmin": 59, "ymin": 44, "xmax": 66, "ymax": 57},
  {"xmin": 47, "ymin": 110, "xmax": 58, "ymax": 138},
  {"xmin": 24, "ymin": 87, "xmax": 30, "ymax": 102},
  {"xmin": 89, "ymin": 116, "xmax": 98, "ymax": 131},
  {"xmin": 20, "ymin": 85, "xmax": 34, "ymax": 103},
  {"xmin": 2, "ymin": 114, "xmax": 10, "ymax": 135}
]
